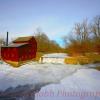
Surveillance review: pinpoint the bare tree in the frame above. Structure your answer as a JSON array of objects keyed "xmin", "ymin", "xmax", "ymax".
[
  {"xmin": 0, "ymin": 38, "xmax": 5, "ymax": 46},
  {"xmin": 34, "ymin": 29, "xmax": 63, "ymax": 53},
  {"xmin": 63, "ymin": 19, "xmax": 92, "ymax": 55},
  {"xmin": 91, "ymin": 15, "xmax": 100, "ymax": 38},
  {"xmin": 74, "ymin": 19, "xmax": 89, "ymax": 42},
  {"xmin": 0, "ymin": 38, "xmax": 5, "ymax": 59}
]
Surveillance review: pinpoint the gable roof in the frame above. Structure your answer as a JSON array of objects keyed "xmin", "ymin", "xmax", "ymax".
[{"xmin": 13, "ymin": 36, "xmax": 33, "ymax": 43}]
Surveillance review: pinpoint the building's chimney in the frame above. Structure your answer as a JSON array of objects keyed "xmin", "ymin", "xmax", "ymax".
[{"xmin": 6, "ymin": 32, "xmax": 9, "ymax": 46}]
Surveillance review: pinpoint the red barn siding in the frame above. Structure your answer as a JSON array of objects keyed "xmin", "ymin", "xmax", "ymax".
[
  {"xmin": 1, "ymin": 36, "xmax": 37, "ymax": 66},
  {"xmin": 1, "ymin": 47, "xmax": 18, "ymax": 61}
]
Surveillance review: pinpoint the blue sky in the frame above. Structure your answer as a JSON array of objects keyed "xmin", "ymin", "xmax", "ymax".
[{"xmin": 0, "ymin": 0, "xmax": 100, "ymax": 46}]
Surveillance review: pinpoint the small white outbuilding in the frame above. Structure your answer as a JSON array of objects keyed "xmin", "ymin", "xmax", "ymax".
[{"xmin": 39, "ymin": 53, "xmax": 67, "ymax": 64}]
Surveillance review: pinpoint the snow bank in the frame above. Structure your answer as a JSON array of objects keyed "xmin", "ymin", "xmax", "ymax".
[
  {"xmin": 0, "ymin": 60, "xmax": 100, "ymax": 100},
  {"xmin": 0, "ymin": 62, "xmax": 76, "ymax": 91},
  {"xmin": 35, "ymin": 69, "xmax": 100, "ymax": 100}
]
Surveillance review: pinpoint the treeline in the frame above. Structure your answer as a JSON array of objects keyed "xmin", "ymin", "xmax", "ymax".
[
  {"xmin": 0, "ymin": 38, "xmax": 5, "ymax": 46},
  {"xmin": 0, "ymin": 38, "xmax": 5, "ymax": 59},
  {"xmin": 34, "ymin": 32, "xmax": 64, "ymax": 53},
  {"xmin": 63, "ymin": 15, "xmax": 100, "ymax": 56}
]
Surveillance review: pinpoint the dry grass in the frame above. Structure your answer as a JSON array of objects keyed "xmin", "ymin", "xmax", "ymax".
[
  {"xmin": 5, "ymin": 60, "xmax": 20, "ymax": 67},
  {"xmin": 5, "ymin": 59, "xmax": 36, "ymax": 67},
  {"xmin": 64, "ymin": 53, "xmax": 100, "ymax": 64},
  {"xmin": 94, "ymin": 66, "xmax": 100, "ymax": 71},
  {"xmin": 85, "ymin": 53, "xmax": 100, "ymax": 63},
  {"xmin": 64, "ymin": 56, "xmax": 91, "ymax": 64}
]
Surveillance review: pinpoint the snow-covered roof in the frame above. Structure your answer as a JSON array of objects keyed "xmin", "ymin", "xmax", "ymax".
[
  {"xmin": 2, "ymin": 43, "xmax": 28, "ymax": 47},
  {"xmin": 42, "ymin": 53, "xmax": 68, "ymax": 58}
]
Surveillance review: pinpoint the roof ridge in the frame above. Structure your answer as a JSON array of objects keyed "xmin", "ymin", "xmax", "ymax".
[{"xmin": 13, "ymin": 36, "xmax": 34, "ymax": 42}]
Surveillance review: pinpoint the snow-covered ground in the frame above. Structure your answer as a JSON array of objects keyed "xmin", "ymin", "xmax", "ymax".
[
  {"xmin": 35, "ymin": 69, "xmax": 100, "ymax": 100},
  {"xmin": 0, "ymin": 60, "xmax": 100, "ymax": 100},
  {"xmin": 0, "ymin": 62, "xmax": 77, "ymax": 91}
]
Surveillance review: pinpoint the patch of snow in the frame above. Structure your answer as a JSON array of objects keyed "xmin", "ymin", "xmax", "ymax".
[
  {"xmin": 0, "ymin": 61, "xmax": 100, "ymax": 100},
  {"xmin": 40, "ymin": 53, "xmax": 68, "ymax": 64},
  {"xmin": 0, "ymin": 62, "xmax": 76, "ymax": 91},
  {"xmin": 35, "ymin": 69, "xmax": 100, "ymax": 100},
  {"xmin": 42, "ymin": 53, "xmax": 68, "ymax": 58}
]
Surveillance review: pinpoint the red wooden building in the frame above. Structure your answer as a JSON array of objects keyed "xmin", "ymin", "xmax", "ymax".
[{"xmin": 1, "ymin": 36, "xmax": 37, "ymax": 67}]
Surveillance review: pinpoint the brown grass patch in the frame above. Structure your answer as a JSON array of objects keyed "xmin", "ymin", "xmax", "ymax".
[
  {"xmin": 94, "ymin": 66, "xmax": 100, "ymax": 71},
  {"xmin": 64, "ymin": 54, "xmax": 100, "ymax": 64},
  {"xmin": 64, "ymin": 56, "xmax": 91, "ymax": 64}
]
